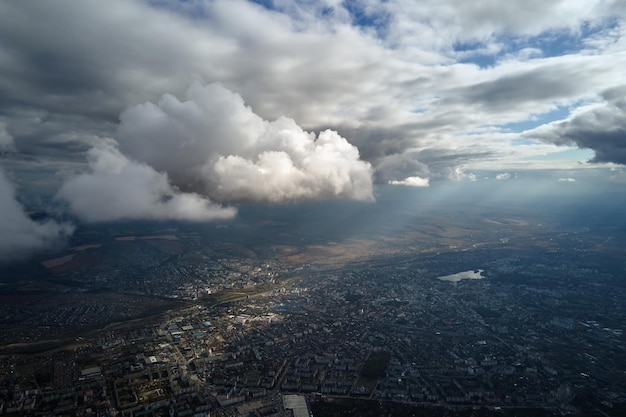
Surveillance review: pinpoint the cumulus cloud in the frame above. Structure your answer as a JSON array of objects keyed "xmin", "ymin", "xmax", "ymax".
[
  {"xmin": 446, "ymin": 167, "xmax": 477, "ymax": 181},
  {"xmin": 0, "ymin": 169, "xmax": 73, "ymax": 260},
  {"xmin": 495, "ymin": 172, "xmax": 511, "ymax": 180},
  {"xmin": 116, "ymin": 82, "xmax": 374, "ymax": 203},
  {"xmin": 57, "ymin": 142, "xmax": 236, "ymax": 222},
  {"xmin": 388, "ymin": 176, "xmax": 430, "ymax": 187}
]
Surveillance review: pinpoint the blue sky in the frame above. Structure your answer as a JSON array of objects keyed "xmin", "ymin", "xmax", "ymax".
[{"xmin": 501, "ymin": 107, "xmax": 571, "ymax": 133}]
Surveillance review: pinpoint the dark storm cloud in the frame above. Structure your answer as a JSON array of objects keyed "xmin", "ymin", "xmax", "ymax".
[
  {"xmin": 334, "ymin": 125, "xmax": 418, "ymax": 162},
  {"xmin": 443, "ymin": 64, "xmax": 592, "ymax": 111},
  {"xmin": 0, "ymin": 1, "xmax": 212, "ymax": 146},
  {"xmin": 373, "ymin": 151, "xmax": 432, "ymax": 183},
  {"xmin": 0, "ymin": 120, "xmax": 14, "ymax": 151},
  {"xmin": 1, "ymin": 109, "xmax": 115, "ymax": 159},
  {"xmin": 0, "ymin": 169, "xmax": 73, "ymax": 260},
  {"xmin": 412, "ymin": 148, "xmax": 495, "ymax": 172},
  {"xmin": 527, "ymin": 86, "xmax": 626, "ymax": 164}
]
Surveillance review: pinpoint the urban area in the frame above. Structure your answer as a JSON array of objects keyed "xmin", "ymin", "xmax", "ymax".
[{"xmin": 1, "ymin": 216, "xmax": 625, "ymax": 417}]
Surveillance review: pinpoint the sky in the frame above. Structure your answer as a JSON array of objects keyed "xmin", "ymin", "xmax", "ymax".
[{"xmin": 0, "ymin": 0, "xmax": 625, "ymax": 260}]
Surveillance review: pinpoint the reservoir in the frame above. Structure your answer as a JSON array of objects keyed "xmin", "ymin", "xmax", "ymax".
[{"xmin": 438, "ymin": 269, "xmax": 485, "ymax": 282}]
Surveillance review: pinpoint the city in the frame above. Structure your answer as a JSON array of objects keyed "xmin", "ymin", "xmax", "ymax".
[{"xmin": 1, "ymin": 208, "xmax": 625, "ymax": 417}]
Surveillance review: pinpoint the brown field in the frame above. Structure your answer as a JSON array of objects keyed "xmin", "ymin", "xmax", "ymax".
[
  {"xmin": 115, "ymin": 234, "xmax": 178, "ymax": 241},
  {"xmin": 151, "ymin": 239, "xmax": 183, "ymax": 254},
  {"xmin": 42, "ymin": 254, "xmax": 76, "ymax": 268},
  {"xmin": 141, "ymin": 234, "xmax": 178, "ymax": 240},
  {"xmin": 484, "ymin": 217, "xmax": 529, "ymax": 226},
  {"xmin": 71, "ymin": 244, "xmax": 102, "ymax": 251},
  {"xmin": 49, "ymin": 253, "xmax": 101, "ymax": 274}
]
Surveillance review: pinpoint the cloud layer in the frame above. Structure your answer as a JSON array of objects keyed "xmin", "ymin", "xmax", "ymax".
[
  {"xmin": 0, "ymin": 0, "xmax": 623, "ymax": 236},
  {"xmin": 1, "ymin": 0, "xmax": 624, "ymax": 186},
  {"xmin": 0, "ymin": 169, "xmax": 73, "ymax": 260}
]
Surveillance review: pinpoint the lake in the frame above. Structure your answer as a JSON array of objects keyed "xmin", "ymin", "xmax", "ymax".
[{"xmin": 437, "ymin": 269, "xmax": 485, "ymax": 282}]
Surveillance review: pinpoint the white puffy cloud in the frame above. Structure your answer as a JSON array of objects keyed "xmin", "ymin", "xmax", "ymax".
[
  {"xmin": 116, "ymin": 82, "xmax": 374, "ymax": 203},
  {"xmin": 495, "ymin": 172, "xmax": 511, "ymax": 180},
  {"xmin": 388, "ymin": 176, "xmax": 430, "ymax": 187},
  {"xmin": 0, "ymin": 169, "xmax": 73, "ymax": 260},
  {"xmin": 446, "ymin": 167, "xmax": 477, "ymax": 181},
  {"xmin": 57, "ymin": 142, "xmax": 236, "ymax": 222}
]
